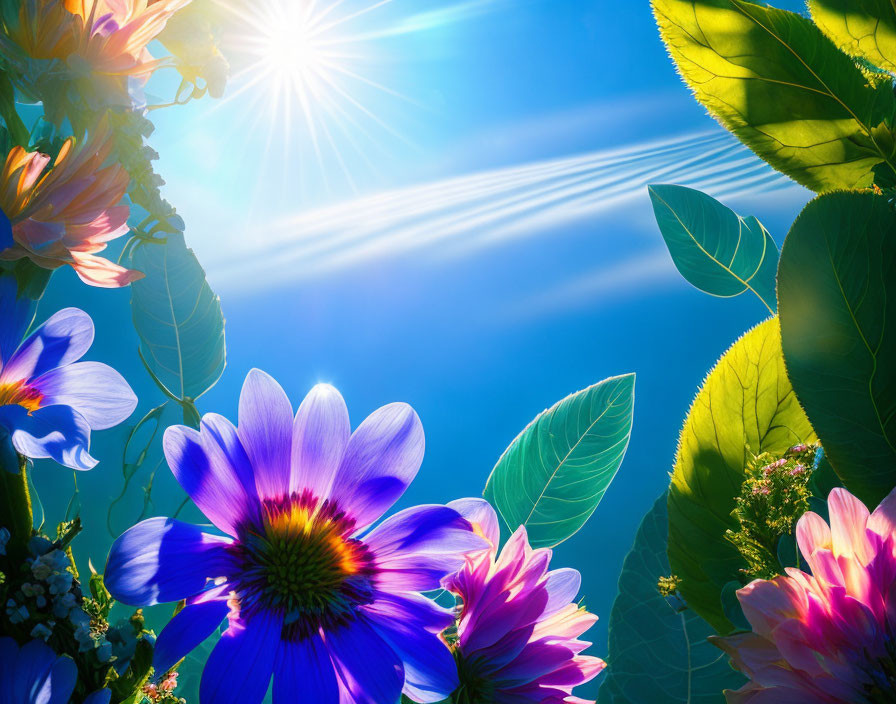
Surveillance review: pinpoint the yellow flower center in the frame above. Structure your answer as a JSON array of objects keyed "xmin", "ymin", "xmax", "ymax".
[
  {"xmin": 233, "ymin": 493, "xmax": 375, "ymax": 639},
  {"xmin": 0, "ymin": 381, "xmax": 43, "ymax": 413}
]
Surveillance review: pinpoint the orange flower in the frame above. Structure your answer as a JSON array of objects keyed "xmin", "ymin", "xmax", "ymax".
[
  {"xmin": 0, "ymin": 122, "xmax": 142, "ymax": 287},
  {"xmin": 10, "ymin": 0, "xmax": 190, "ymax": 76}
]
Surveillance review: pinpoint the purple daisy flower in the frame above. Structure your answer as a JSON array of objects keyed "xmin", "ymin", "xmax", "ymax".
[
  {"xmin": 0, "ymin": 637, "xmax": 110, "ymax": 704},
  {"xmin": 0, "ymin": 277, "xmax": 138, "ymax": 470},
  {"xmin": 104, "ymin": 370, "xmax": 487, "ymax": 704}
]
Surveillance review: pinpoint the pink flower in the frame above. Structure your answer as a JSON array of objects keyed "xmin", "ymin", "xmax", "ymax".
[
  {"xmin": 0, "ymin": 120, "xmax": 142, "ymax": 287},
  {"xmin": 713, "ymin": 487, "xmax": 896, "ymax": 703},
  {"xmin": 11, "ymin": 0, "xmax": 189, "ymax": 76},
  {"xmin": 443, "ymin": 499, "xmax": 605, "ymax": 703}
]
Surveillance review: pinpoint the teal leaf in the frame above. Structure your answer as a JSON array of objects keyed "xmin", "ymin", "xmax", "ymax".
[
  {"xmin": 130, "ymin": 233, "xmax": 226, "ymax": 401},
  {"xmin": 648, "ymin": 184, "xmax": 778, "ymax": 313},
  {"xmin": 778, "ymin": 191, "xmax": 896, "ymax": 507},
  {"xmin": 483, "ymin": 374, "xmax": 635, "ymax": 549},
  {"xmin": 597, "ymin": 494, "xmax": 745, "ymax": 704}
]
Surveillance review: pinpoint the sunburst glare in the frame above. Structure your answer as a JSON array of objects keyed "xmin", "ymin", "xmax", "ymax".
[{"xmin": 211, "ymin": 0, "xmax": 414, "ymax": 199}]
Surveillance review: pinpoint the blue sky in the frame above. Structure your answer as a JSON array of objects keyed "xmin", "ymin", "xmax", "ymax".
[{"xmin": 39, "ymin": 1, "xmax": 815, "ymax": 698}]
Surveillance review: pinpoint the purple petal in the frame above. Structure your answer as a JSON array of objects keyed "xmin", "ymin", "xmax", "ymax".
[
  {"xmin": 448, "ymin": 497, "xmax": 501, "ymax": 546},
  {"xmin": 329, "ymin": 403, "xmax": 424, "ymax": 529},
  {"xmin": 0, "ymin": 404, "xmax": 96, "ymax": 470},
  {"xmin": 238, "ymin": 369, "xmax": 293, "ymax": 501},
  {"xmin": 0, "ymin": 638, "xmax": 16, "ymax": 700},
  {"xmin": 164, "ymin": 417, "xmax": 260, "ymax": 537},
  {"xmin": 1, "ymin": 308, "xmax": 93, "ymax": 384},
  {"xmin": 326, "ymin": 618, "xmax": 404, "ymax": 704},
  {"xmin": 12, "ymin": 638, "xmax": 76, "ymax": 704},
  {"xmin": 273, "ymin": 632, "xmax": 339, "ymax": 704},
  {"xmin": 364, "ymin": 595, "xmax": 457, "ymax": 703},
  {"xmin": 290, "ymin": 383, "xmax": 349, "ymax": 499},
  {"xmin": 0, "ymin": 210, "xmax": 13, "ymax": 250},
  {"xmin": 543, "ymin": 568, "xmax": 581, "ymax": 617},
  {"xmin": 0, "ymin": 276, "xmax": 34, "ymax": 369},
  {"xmin": 200, "ymin": 609, "xmax": 281, "ymax": 704},
  {"xmin": 105, "ymin": 517, "xmax": 234, "ymax": 606},
  {"xmin": 153, "ymin": 585, "xmax": 230, "ymax": 674},
  {"xmin": 31, "ymin": 362, "xmax": 137, "ymax": 430},
  {"xmin": 365, "ymin": 504, "xmax": 487, "ymax": 591}
]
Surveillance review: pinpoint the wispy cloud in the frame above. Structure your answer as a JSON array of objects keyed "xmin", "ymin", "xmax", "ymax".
[{"xmin": 206, "ymin": 130, "xmax": 802, "ymax": 291}]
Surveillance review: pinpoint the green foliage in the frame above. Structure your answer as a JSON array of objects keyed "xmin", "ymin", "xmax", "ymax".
[
  {"xmin": 483, "ymin": 374, "xmax": 635, "ymax": 549},
  {"xmin": 648, "ymin": 184, "xmax": 778, "ymax": 312},
  {"xmin": 725, "ymin": 445, "xmax": 817, "ymax": 581},
  {"xmin": 597, "ymin": 494, "xmax": 745, "ymax": 704},
  {"xmin": 778, "ymin": 191, "xmax": 896, "ymax": 507},
  {"xmin": 810, "ymin": 0, "xmax": 896, "ymax": 72},
  {"xmin": 651, "ymin": 0, "xmax": 896, "ymax": 192},
  {"xmin": 130, "ymin": 233, "xmax": 226, "ymax": 403},
  {"xmin": 667, "ymin": 318, "xmax": 816, "ymax": 633}
]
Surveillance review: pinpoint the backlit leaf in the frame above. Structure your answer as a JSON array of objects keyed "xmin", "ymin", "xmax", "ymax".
[
  {"xmin": 598, "ymin": 494, "xmax": 745, "ymax": 704},
  {"xmin": 648, "ymin": 184, "xmax": 778, "ymax": 313},
  {"xmin": 130, "ymin": 233, "xmax": 226, "ymax": 401},
  {"xmin": 484, "ymin": 374, "xmax": 635, "ymax": 549},
  {"xmin": 778, "ymin": 191, "xmax": 896, "ymax": 507},
  {"xmin": 668, "ymin": 318, "xmax": 816, "ymax": 633},
  {"xmin": 652, "ymin": 0, "xmax": 896, "ymax": 192},
  {"xmin": 810, "ymin": 0, "xmax": 896, "ymax": 72}
]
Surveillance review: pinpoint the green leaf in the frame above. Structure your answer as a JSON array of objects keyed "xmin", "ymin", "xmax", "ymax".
[
  {"xmin": 668, "ymin": 318, "xmax": 816, "ymax": 633},
  {"xmin": 483, "ymin": 374, "xmax": 635, "ymax": 549},
  {"xmin": 651, "ymin": 0, "xmax": 896, "ymax": 192},
  {"xmin": 648, "ymin": 184, "xmax": 778, "ymax": 313},
  {"xmin": 598, "ymin": 494, "xmax": 745, "ymax": 704},
  {"xmin": 778, "ymin": 191, "xmax": 896, "ymax": 507},
  {"xmin": 810, "ymin": 0, "xmax": 896, "ymax": 72},
  {"xmin": 130, "ymin": 233, "xmax": 226, "ymax": 401}
]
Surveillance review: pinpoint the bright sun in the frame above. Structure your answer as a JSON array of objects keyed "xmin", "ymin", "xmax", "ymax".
[{"xmin": 212, "ymin": 0, "xmax": 405, "ymax": 195}]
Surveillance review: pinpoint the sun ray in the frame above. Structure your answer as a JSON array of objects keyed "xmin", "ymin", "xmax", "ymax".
[{"xmin": 210, "ymin": 0, "xmax": 420, "ymax": 200}]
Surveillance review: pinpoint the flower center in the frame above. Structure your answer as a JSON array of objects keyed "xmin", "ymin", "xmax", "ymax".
[
  {"xmin": 233, "ymin": 493, "xmax": 375, "ymax": 639},
  {"xmin": 453, "ymin": 650, "xmax": 496, "ymax": 704},
  {"xmin": 0, "ymin": 381, "xmax": 43, "ymax": 413}
]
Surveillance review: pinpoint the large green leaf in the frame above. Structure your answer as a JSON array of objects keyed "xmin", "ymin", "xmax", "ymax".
[
  {"xmin": 483, "ymin": 374, "xmax": 635, "ymax": 549},
  {"xmin": 810, "ymin": 0, "xmax": 896, "ymax": 72},
  {"xmin": 648, "ymin": 184, "xmax": 778, "ymax": 313},
  {"xmin": 598, "ymin": 494, "xmax": 745, "ymax": 704},
  {"xmin": 778, "ymin": 191, "xmax": 896, "ymax": 507},
  {"xmin": 130, "ymin": 233, "xmax": 226, "ymax": 401},
  {"xmin": 651, "ymin": 0, "xmax": 896, "ymax": 192},
  {"xmin": 668, "ymin": 318, "xmax": 816, "ymax": 633}
]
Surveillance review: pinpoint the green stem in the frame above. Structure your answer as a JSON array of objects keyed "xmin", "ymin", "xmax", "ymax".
[
  {"xmin": 0, "ymin": 451, "xmax": 33, "ymax": 562},
  {"xmin": 0, "ymin": 72, "xmax": 29, "ymax": 147}
]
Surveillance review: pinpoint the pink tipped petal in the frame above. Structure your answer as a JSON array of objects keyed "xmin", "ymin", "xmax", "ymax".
[
  {"xmin": 32, "ymin": 361, "xmax": 137, "ymax": 429},
  {"xmin": 290, "ymin": 383, "xmax": 350, "ymax": 499},
  {"xmin": 869, "ymin": 486, "xmax": 896, "ymax": 539},
  {"xmin": 329, "ymin": 402, "xmax": 424, "ymax": 529},
  {"xmin": 828, "ymin": 488, "xmax": 872, "ymax": 562},
  {"xmin": 448, "ymin": 497, "xmax": 501, "ymax": 546},
  {"xmin": 238, "ymin": 369, "xmax": 293, "ymax": 501},
  {"xmin": 69, "ymin": 251, "xmax": 143, "ymax": 287}
]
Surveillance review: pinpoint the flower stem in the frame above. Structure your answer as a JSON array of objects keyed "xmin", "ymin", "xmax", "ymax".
[{"xmin": 0, "ymin": 450, "xmax": 33, "ymax": 563}]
